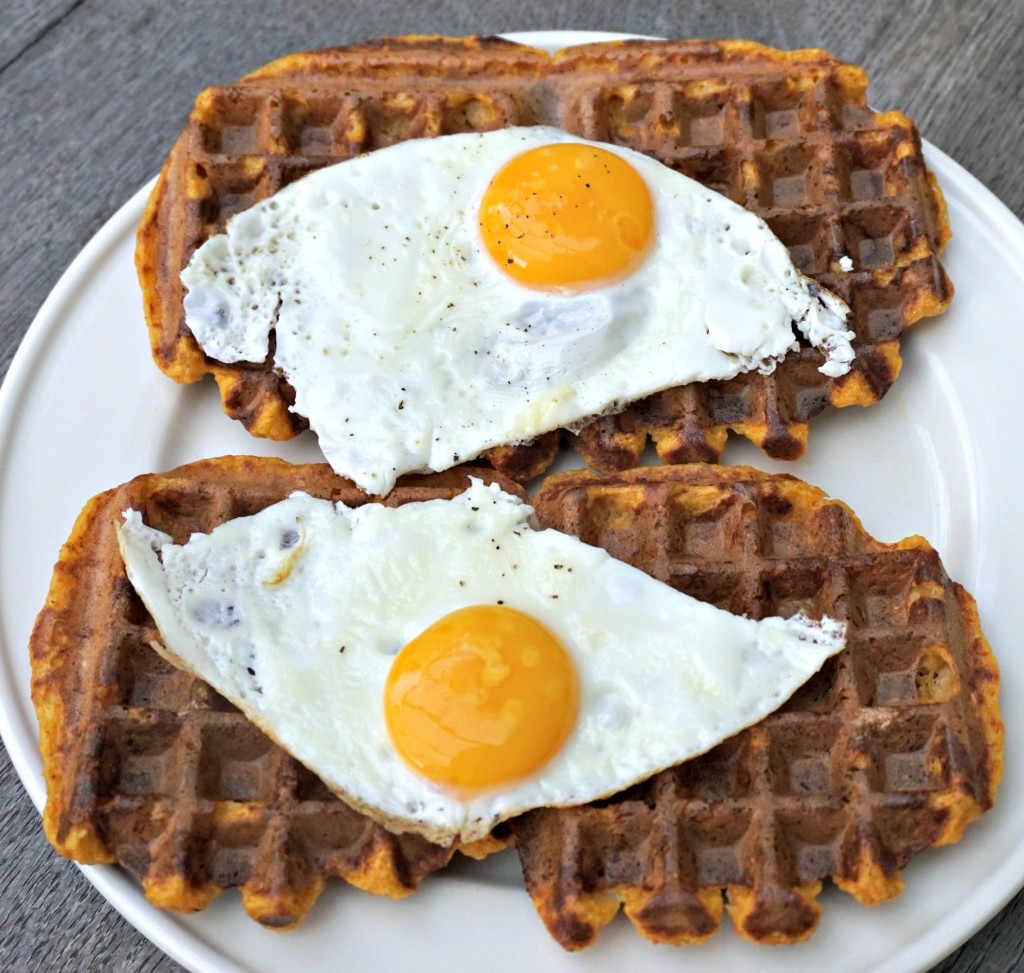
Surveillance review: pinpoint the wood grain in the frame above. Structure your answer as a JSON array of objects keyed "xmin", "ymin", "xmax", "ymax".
[{"xmin": 1, "ymin": 0, "xmax": 1021, "ymax": 970}]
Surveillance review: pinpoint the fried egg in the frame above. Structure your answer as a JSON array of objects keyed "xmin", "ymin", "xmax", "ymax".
[
  {"xmin": 181, "ymin": 127, "xmax": 854, "ymax": 495},
  {"xmin": 116, "ymin": 479, "xmax": 845, "ymax": 845}
]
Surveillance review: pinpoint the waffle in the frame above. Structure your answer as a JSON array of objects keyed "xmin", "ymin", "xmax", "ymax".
[
  {"xmin": 514, "ymin": 464, "xmax": 1002, "ymax": 948},
  {"xmin": 29, "ymin": 456, "xmax": 523, "ymax": 926},
  {"xmin": 136, "ymin": 35, "xmax": 952, "ymax": 480}
]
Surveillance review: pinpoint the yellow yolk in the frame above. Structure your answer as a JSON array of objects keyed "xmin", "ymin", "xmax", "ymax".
[
  {"xmin": 478, "ymin": 143, "xmax": 654, "ymax": 291},
  {"xmin": 384, "ymin": 605, "xmax": 579, "ymax": 792}
]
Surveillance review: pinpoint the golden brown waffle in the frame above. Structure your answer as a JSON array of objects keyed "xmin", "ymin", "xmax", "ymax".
[
  {"xmin": 29, "ymin": 456, "xmax": 523, "ymax": 927},
  {"xmin": 136, "ymin": 35, "xmax": 952, "ymax": 479},
  {"xmin": 514, "ymin": 464, "xmax": 1001, "ymax": 948},
  {"xmin": 31, "ymin": 457, "xmax": 1001, "ymax": 942}
]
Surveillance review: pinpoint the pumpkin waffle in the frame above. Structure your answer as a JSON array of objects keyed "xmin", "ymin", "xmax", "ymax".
[
  {"xmin": 136, "ymin": 35, "xmax": 952, "ymax": 481},
  {"xmin": 514, "ymin": 464, "xmax": 1002, "ymax": 948},
  {"xmin": 31, "ymin": 458, "xmax": 1001, "ymax": 945},
  {"xmin": 29, "ymin": 456, "xmax": 523, "ymax": 927}
]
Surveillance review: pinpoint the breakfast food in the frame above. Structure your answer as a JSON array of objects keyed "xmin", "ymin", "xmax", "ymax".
[
  {"xmin": 31, "ymin": 29, "xmax": 977, "ymax": 955},
  {"xmin": 30, "ymin": 458, "xmax": 1000, "ymax": 945},
  {"xmin": 30, "ymin": 457, "xmax": 491, "ymax": 925},
  {"xmin": 513, "ymin": 465, "xmax": 1002, "ymax": 948},
  {"xmin": 115, "ymin": 477, "xmax": 845, "ymax": 844},
  {"xmin": 137, "ymin": 35, "xmax": 952, "ymax": 478},
  {"xmin": 179, "ymin": 125, "xmax": 852, "ymax": 494}
]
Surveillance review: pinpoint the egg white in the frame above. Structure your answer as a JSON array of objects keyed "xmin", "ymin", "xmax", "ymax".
[
  {"xmin": 181, "ymin": 127, "xmax": 854, "ymax": 495},
  {"xmin": 116, "ymin": 479, "xmax": 845, "ymax": 845}
]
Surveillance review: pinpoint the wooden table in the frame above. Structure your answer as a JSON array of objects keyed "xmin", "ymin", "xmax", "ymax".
[{"xmin": 2, "ymin": 1, "xmax": 1021, "ymax": 969}]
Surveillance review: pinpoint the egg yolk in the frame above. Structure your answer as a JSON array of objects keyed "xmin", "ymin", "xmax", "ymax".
[
  {"xmin": 384, "ymin": 605, "xmax": 579, "ymax": 792},
  {"xmin": 478, "ymin": 143, "xmax": 654, "ymax": 291}
]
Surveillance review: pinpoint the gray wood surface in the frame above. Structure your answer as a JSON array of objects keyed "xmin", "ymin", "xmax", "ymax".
[{"xmin": 1, "ymin": 0, "xmax": 1022, "ymax": 970}]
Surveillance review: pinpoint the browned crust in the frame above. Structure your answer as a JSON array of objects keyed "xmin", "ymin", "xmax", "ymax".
[
  {"xmin": 511, "ymin": 464, "xmax": 1001, "ymax": 948},
  {"xmin": 30, "ymin": 456, "xmax": 523, "ymax": 925},
  {"xmin": 30, "ymin": 458, "xmax": 1001, "ymax": 941},
  {"xmin": 136, "ymin": 35, "xmax": 954, "ymax": 480}
]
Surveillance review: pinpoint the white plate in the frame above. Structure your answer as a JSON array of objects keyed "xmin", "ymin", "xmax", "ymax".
[{"xmin": 2, "ymin": 29, "xmax": 1022, "ymax": 973}]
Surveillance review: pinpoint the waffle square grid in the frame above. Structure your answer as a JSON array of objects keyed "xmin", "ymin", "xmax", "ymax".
[
  {"xmin": 514, "ymin": 464, "xmax": 1000, "ymax": 947},
  {"xmin": 135, "ymin": 36, "xmax": 952, "ymax": 478}
]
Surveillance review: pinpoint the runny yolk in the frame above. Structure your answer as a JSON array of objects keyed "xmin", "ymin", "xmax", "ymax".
[
  {"xmin": 384, "ymin": 605, "xmax": 579, "ymax": 792},
  {"xmin": 478, "ymin": 143, "xmax": 655, "ymax": 291}
]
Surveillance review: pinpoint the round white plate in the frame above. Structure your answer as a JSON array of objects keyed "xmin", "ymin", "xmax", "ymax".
[{"xmin": 2, "ymin": 30, "xmax": 1022, "ymax": 973}]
